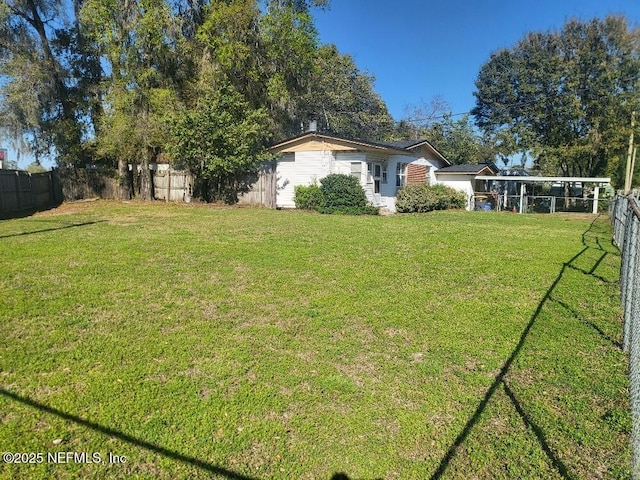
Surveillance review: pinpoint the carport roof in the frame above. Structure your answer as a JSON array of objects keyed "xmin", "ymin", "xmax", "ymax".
[{"xmin": 475, "ymin": 175, "xmax": 611, "ymax": 184}]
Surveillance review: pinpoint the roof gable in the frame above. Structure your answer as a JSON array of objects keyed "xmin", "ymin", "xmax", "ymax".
[
  {"xmin": 269, "ymin": 132, "xmax": 409, "ymax": 154},
  {"xmin": 269, "ymin": 132, "xmax": 451, "ymax": 165},
  {"xmin": 435, "ymin": 164, "xmax": 497, "ymax": 175}
]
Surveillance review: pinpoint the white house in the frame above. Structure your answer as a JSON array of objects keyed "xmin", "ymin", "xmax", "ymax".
[{"xmin": 267, "ymin": 132, "xmax": 452, "ymax": 212}]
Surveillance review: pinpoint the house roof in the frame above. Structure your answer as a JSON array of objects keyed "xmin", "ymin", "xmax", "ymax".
[
  {"xmin": 379, "ymin": 140, "xmax": 424, "ymax": 149},
  {"xmin": 436, "ymin": 164, "xmax": 497, "ymax": 175},
  {"xmin": 269, "ymin": 132, "xmax": 404, "ymax": 153},
  {"xmin": 269, "ymin": 132, "xmax": 451, "ymax": 165}
]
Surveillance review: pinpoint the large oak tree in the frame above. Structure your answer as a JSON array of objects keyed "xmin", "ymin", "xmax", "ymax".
[
  {"xmin": 1, "ymin": 0, "xmax": 396, "ymax": 201},
  {"xmin": 472, "ymin": 15, "xmax": 640, "ymax": 183}
]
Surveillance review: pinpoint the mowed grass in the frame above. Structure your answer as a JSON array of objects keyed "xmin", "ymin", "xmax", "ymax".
[{"xmin": 0, "ymin": 201, "xmax": 630, "ymax": 479}]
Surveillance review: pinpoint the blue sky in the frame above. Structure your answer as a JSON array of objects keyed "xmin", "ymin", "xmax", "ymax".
[{"xmin": 314, "ymin": 0, "xmax": 640, "ymax": 121}]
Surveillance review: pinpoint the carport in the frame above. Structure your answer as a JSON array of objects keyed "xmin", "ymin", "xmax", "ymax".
[{"xmin": 474, "ymin": 175, "xmax": 612, "ymax": 214}]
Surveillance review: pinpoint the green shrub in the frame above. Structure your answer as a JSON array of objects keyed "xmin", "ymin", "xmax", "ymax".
[
  {"xmin": 318, "ymin": 174, "xmax": 375, "ymax": 215},
  {"xmin": 396, "ymin": 183, "xmax": 467, "ymax": 213},
  {"xmin": 294, "ymin": 184, "xmax": 323, "ymax": 210}
]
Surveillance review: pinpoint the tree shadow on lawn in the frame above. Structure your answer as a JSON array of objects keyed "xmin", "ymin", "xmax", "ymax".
[
  {"xmin": 0, "ymin": 387, "xmax": 257, "ymax": 480},
  {"xmin": 430, "ymin": 214, "xmax": 622, "ymax": 480},
  {"xmin": 0, "ymin": 220, "xmax": 106, "ymax": 239},
  {"xmin": 330, "ymin": 473, "xmax": 382, "ymax": 480},
  {"xmin": 0, "ymin": 388, "xmax": 380, "ymax": 480}
]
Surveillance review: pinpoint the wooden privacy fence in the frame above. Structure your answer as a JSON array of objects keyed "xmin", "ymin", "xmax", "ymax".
[
  {"xmin": 153, "ymin": 170, "xmax": 194, "ymax": 202},
  {"xmin": 0, "ymin": 164, "xmax": 274, "ymax": 215},
  {"xmin": 238, "ymin": 162, "xmax": 277, "ymax": 208},
  {"xmin": 0, "ymin": 170, "xmax": 62, "ymax": 215},
  {"xmin": 56, "ymin": 167, "xmax": 119, "ymax": 200}
]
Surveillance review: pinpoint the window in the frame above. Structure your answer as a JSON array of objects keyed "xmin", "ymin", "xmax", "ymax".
[
  {"xmin": 396, "ymin": 162, "xmax": 408, "ymax": 187},
  {"xmin": 382, "ymin": 165, "xmax": 388, "ymax": 184},
  {"xmin": 350, "ymin": 162, "xmax": 362, "ymax": 179}
]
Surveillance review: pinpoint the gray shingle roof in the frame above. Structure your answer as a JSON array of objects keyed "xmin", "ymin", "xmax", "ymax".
[
  {"xmin": 378, "ymin": 140, "xmax": 424, "ymax": 149},
  {"xmin": 436, "ymin": 164, "xmax": 496, "ymax": 174}
]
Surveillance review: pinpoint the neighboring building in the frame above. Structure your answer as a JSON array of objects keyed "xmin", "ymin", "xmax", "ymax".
[
  {"xmin": 0, "ymin": 148, "xmax": 7, "ymax": 170},
  {"xmin": 434, "ymin": 163, "xmax": 499, "ymax": 210},
  {"xmin": 266, "ymin": 132, "xmax": 451, "ymax": 211}
]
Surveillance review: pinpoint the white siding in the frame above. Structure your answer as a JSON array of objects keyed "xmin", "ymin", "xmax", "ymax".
[
  {"xmin": 276, "ymin": 153, "xmax": 296, "ymax": 208},
  {"xmin": 434, "ymin": 174, "xmax": 475, "ymax": 210},
  {"xmin": 295, "ymin": 150, "xmax": 334, "ymax": 185},
  {"xmin": 335, "ymin": 152, "xmax": 366, "ymax": 178},
  {"xmin": 276, "ymin": 151, "xmax": 337, "ymax": 208}
]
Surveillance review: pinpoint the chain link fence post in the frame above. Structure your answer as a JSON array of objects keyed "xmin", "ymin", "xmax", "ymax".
[{"xmin": 612, "ymin": 194, "xmax": 640, "ymax": 478}]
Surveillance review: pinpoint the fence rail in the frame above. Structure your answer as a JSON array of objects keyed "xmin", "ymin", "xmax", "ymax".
[{"xmin": 611, "ymin": 194, "xmax": 640, "ymax": 478}]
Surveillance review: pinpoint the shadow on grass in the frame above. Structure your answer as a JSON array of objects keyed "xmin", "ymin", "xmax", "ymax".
[
  {"xmin": 330, "ymin": 473, "xmax": 382, "ymax": 480},
  {"xmin": 0, "ymin": 203, "xmax": 62, "ymax": 221},
  {"xmin": 0, "ymin": 220, "xmax": 105, "ymax": 239},
  {"xmin": 502, "ymin": 381, "xmax": 571, "ymax": 477},
  {"xmin": 430, "ymin": 215, "xmax": 617, "ymax": 480},
  {"xmin": 0, "ymin": 387, "xmax": 257, "ymax": 480},
  {"xmin": 551, "ymin": 296, "xmax": 623, "ymax": 349}
]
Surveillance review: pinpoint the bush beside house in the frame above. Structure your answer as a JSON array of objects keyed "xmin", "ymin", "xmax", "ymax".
[
  {"xmin": 396, "ymin": 183, "xmax": 466, "ymax": 213},
  {"xmin": 293, "ymin": 174, "xmax": 378, "ymax": 215},
  {"xmin": 294, "ymin": 184, "xmax": 323, "ymax": 210}
]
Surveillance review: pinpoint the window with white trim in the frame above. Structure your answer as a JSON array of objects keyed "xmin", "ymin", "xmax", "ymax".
[
  {"xmin": 396, "ymin": 162, "xmax": 408, "ymax": 187},
  {"xmin": 350, "ymin": 162, "xmax": 362, "ymax": 179}
]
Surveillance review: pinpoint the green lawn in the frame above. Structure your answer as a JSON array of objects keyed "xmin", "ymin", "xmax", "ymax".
[{"xmin": 0, "ymin": 201, "xmax": 630, "ymax": 479}]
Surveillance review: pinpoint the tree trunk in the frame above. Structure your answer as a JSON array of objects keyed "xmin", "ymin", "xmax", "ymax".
[
  {"xmin": 118, "ymin": 159, "xmax": 132, "ymax": 200},
  {"xmin": 139, "ymin": 149, "xmax": 153, "ymax": 201}
]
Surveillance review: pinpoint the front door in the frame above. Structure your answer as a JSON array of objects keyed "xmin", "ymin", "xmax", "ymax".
[{"xmin": 368, "ymin": 162, "xmax": 382, "ymax": 194}]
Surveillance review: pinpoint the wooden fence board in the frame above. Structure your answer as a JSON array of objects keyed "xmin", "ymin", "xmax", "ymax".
[
  {"xmin": 0, "ymin": 170, "xmax": 60, "ymax": 215},
  {"xmin": 238, "ymin": 162, "xmax": 276, "ymax": 208},
  {"xmin": 1, "ymin": 164, "xmax": 274, "ymax": 214},
  {"xmin": 153, "ymin": 170, "xmax": 193, "ymax": 201}
]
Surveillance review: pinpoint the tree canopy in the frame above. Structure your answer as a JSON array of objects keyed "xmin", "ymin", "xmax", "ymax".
[
  {"xmin": 0, "ymin": 0, "xmax": 394, "ymax": 201},
  {"xmin": 395, "ymin": 99, "xmax": 490, "ymax": 165},
  {"xmin": 472, "ymin": 15, "xmax": 640, "ymax": 183}
]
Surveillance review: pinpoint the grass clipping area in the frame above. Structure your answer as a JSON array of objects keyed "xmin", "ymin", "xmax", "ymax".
[{"xmin": 0, "ymin": 201, "xmax": 630, "ymax": 479}]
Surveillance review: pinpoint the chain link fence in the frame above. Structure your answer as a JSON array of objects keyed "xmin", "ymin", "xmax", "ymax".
[
  {"xmin": 474, "ymin": 194, "xmax": 610, "ymax": 213},
  {"xmin": 611, "ymin": 193, "xmax": 640, "ymax": 478}
]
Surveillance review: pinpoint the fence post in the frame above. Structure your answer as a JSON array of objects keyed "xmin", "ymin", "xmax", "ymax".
[
  {"xmin": 631, "ymin": 218, "xmax": 640, "ymax": 479},
  {"xmin": 168, "ymin": 170, "xmax": 172, "ymax": 202},
  {"xmin": 14, "ymin": 171, "xmax": 21, "ymax": 211},
  {"xmin": 28, "ymin": 172, "xmax": 35, "ymax": 209},
  {"xmin": 623, "ymin": 213, "xmax": 636, "ymax": 351}
]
